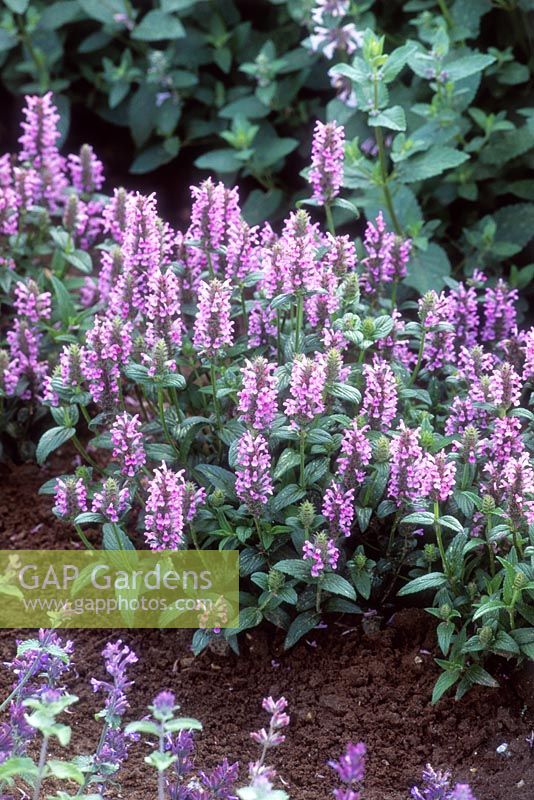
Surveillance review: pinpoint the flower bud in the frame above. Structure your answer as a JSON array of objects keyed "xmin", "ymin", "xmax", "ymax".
[
  {"xmin": 418, "ymin": 290, "xmax": 437, "ymax": 324},
  {"xmin": 514, "ymin": 571, "xmax": 527, "ymax": 590},
  {"xmin": 210, "ymin": 488, "xmax": 225, "ymax": 508},
  {"xmin": 424, "ymin": 543, "xmax": 437, "ymax": 564},
  {"xmin": 439, "ymin": 603, "xmax": 451, "ymax": 621},
  {"xmin": 375, "ymin": 435, "xmax": 391, "ymax": 463},
  {"xmin": 325, "ymin": 348, "xmax": 344, "ymax": 383},
  {"xmin": 342, "ymin": 273, "xmax": 360, "ymax": 302},
  {"xmin": 420, "ymin": 430, "xmax": 434, "ymax": 449},
  {"xmin": 362, "ymin": 317, "xmax": 375, "ymax": 339},
  {"xmin": 481, "ymin": 495, "xmax": 496, "ymax": 515},
  {"xmin": 354, "ymin": 553, "xmax": 367, "ymax": 571},
  {"xmin": 478, "ymin": 626, "xmax": 493, "ymax": 646},
  {"xmin": 299, "ymin": 500, "xmax": 315, "ymax": 529},
  {"xmin": 267, "ymin": 569, "xmax": 285, "ymax": 594}
]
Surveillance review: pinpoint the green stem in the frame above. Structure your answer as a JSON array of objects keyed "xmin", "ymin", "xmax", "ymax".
[
  {"xmin": 295, "ymin": 291, "xmax": 304, "ymax": 354},
  {"xmin": 210, "ymin": 363, "xmax": 222, "ymax": 434},
  {"xmin": 33, "ymin": 734, "xmax": 49, "ymax": 800},
  {"xmin": 437, "ymin": 0, "xmax": 455, "ymax": 29},
  {"xmin": 79, "ymin": 405, "xmax": 91, "ymax": 425},
  {"xmin": 485, "ymin": 516, "xmax": 495, "ymax": 577},
  {"xmin": 158, "ymin": 725, "xmax": 165, "ymax": 800},
  {"xmin": 434, "ymin": 501, "xmax": 450, "ymax": 578},
  {"xmin": 408, "ymin": 329, "xmax": 426, "ymax": 386},
  {"xmin": 240, "ymin": 289, "xmax": 248, "ymax": 334},
  {"xmin": 316, "ymin": 584, "xmax": 322, "ymax": 613},
  {"xmin": 157, "ymin": 389, "xmax": 180, "ymax": 460},
  {"xmin": 299, "ymin": 430, "xmax": 307, "ymax": 489},
  {"xmin": 375, "ymin": 125, "xmax": 402, "ymax": 236},
  {"xmin": 276, "ymin": 311, "xmax": 282, "ymax": 363},
  {"xmin": 325, "ymin": 203, "xmax": 335, "ymax": 236},
  {"xmin": 72, "ymin": 435, "xmax": 102, "ymax": 473},
  {"xmin": 391, "ymin": 281, "xmax": 398, "ymax": 309},
  {"xmin": 74, "ymin": 523, "xmax": 95, "ymax": 551}
]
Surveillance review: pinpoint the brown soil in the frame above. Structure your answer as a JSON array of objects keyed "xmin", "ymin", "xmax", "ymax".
[{"xmin": 0, "ymin": 457, "xmax": 533, "ymax": 799}]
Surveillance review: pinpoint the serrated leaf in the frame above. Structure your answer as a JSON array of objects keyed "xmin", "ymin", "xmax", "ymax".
[
  {"xmin": 398, "ymin": 572, "xmax": 448, "ymax": 596},
  {"xmin": 398, "ymin": 147, "xmax": 469, "ymax": 183},
  {"xmin": 270, "ymin": 484, "xmax": 306, "ymax": 514},
  {"xmin": 36, "ymin": 427, "xmax": 75, "ymax": 465},
  {"xmin": 321, "ymin": 573, "xmax": 356, "ymax": 600},
  {"xmin": 369, "ymin": 105, "xmax": 406, "ymax": 132},
  {"xmin": 431, "ymin": 669, "xmax": 460, "ymax": 704},
  {"xmin": 132, "ymin": 10, "xmax": 185, "ymax": 40},
  {"xmin": 284, "ymin": 610, "xmax": 321, "ymax": 649}
]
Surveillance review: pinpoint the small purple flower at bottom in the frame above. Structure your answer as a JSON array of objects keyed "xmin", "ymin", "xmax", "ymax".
[{"xmin": 329, "ymin": 742, "xmax": 366, "ymax": 800}]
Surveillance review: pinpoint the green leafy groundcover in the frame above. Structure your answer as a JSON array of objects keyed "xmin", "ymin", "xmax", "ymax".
[{"xmin": 0, "ymin": 0, "xmax": 533, "ymax": 291}]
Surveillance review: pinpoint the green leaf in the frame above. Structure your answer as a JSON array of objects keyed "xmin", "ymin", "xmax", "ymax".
[
  {"xmin": 431, "ymin": 669, "xmax": 460, "ymax": 704},
  {"xmin": 445, "ymin": 53, "xmax": 496, "ymax": 82},
  {"xmin": 284, "ymin": 610, "xmax": 321, "ymax": 649},
  {"xmin": 273, "ymin": 449, "xmax": 301, "ymax": 480},
  {"xmin": 130, "ymin": 142, "xmax": 180, "ymax": 174},
  {"xmin": 39, "ymin": 1, "xmax": 80, "ymax": 29},
  {"xmin": 397, "ymin": 147, "xmax": 469, "ymax": 183},
  {"xmin": 195, "ymin": 464, "xmax": 236, "ymax": 496},
  {"xmin": 404, "ymin": 243, "xmax": 451, "ymax": 294},
  {"xmin": 47, "ymin": 760, "xmax": 84, "ymax": 785},
  {"xmin": 129, "ymin": 85, "xmax": 158, "ymax": 149},
  {"xmin": 270, "ymin": 484, "xmax": 306, "ymax": 514},
  {"xmin": 321, "ymin": 573, "xmax": 356, "ymax": 601},
  {"xmin": 402, "ymin": 512, "xmax": 435, "ymax": 526},
  {"xmin": 437, "ymin": 621, "xmax": 454, "ymax": 655},
  {"xmin": 220, "ymin": 96, "xmax": 269, "ymax": 120},
  {"xmin": 438, "ymin": 516, "xmax": 464, "ymax": 534},
  {"xmin": 274, "ymin": 559, "xmax": 310, "ymax": 580},
  {"xmin": 164, "ymin": 718, "xmax": 202, "ymax": 733},
  {"xmin": 77, "ymin": 0, "xmax": 125, "ymax": 23},
  {"xmin": 466, "ymin": 664, "xmax": 499, "ymax": 688},
  {"xmin": 102, "ymin": 524, "xmax": 134, "ymax": 551},
  {"xmin": 0, "ymin": 757, "xmax": 38, "ymax": 782},
  {"xmin": 50, "ymin": 275, "xmax": 75, "ymax": 326},
  {"xmin": 36, "ymin": 427, "xmax": 75, "ymax": 466},
  {"xmin": 242, "ymin": 189, "xmax": 283, "ymax": 226},
  {"xmin": 398, "ymin": 572, "xmax": 448, "ymax": 596},
  {"xmin": 125, "ymin": 720, "xmax": 161, "ymax": 737},
  {"xmin": 254, "ymin": 137, "xmax": 299, "ymax": 169},
  {"xmin": 65, "ymin": 250, "xmax": 92, "ymax": 274},
  {"xmin": 195, "ymin": 149, "xmax": 241, "ymax": 174},
  {"xmin": 5, "ymin": 0, "xmax": 29, "ymax": 12},
  {"xmin": 472, "ymin": 600, "xmax": 506, "ymax": 620},
  {"xmin": 369, "ymin": 106, "xmax": 406, "ymax": 132},
  {"xmin": 132, "ymin": 10, "xmax": 185, "ymax": 41}
]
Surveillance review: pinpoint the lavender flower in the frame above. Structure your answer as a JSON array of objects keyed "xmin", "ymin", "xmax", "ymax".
[
  {"xmin": 482, "ymin": 280, "xmax": 517, "ymax": 342},
  {"xmin": 309, "ymin": 22, "xmax": 363, "ymax": 59},
  {"xmin": 53, "ymin": 477, "xmax": 88, "ymax": 518},
  {"xmin": 420, "ymin": 453, "xmax": 457, "ymax": 503},
  {"xmin": 488, "ymin": 362, "xmax": 522, "ymax": 410},
  {"xmin": 336, "ymin": 418, "xmax": 372, "ymax": 488},
  {"xmin": 279, "ymin": 210, "xmax": 318, "ymax": 294},
  {"xmin": 235, "ymin": 432, "xmax": 273, "ymax": 515},
  {"xmin": 68, "ymin": 143, "xmax": 105, "ymax": 194},
  {"xmin": 198, "ymin": 759, "xmax": 239, "ymax": 800},
  {"xmin": 329, "ymin": 742, "xmax": 366, "ymax": 800},
  {"xmin": 91, "ymin": 640, "xmax": 138, "ymax": 724},
  {"xmin": 360, "ymin": 213, "xmax": 411, "ymax": 296},
  {"xmin": 110, "ymin": 412, "xmax": 146, "ymax": 477},
  {"xmin": 309, "ymin": 120, "xmax": 345, "ymax": 204},
  {"xmin": 91, "ymin": 478, "xmax": 130, "ymax": 522},
  {"xmin": 303, "ymin": 533, "xmax": 340, "ymax": 576},
  {"xmin": 193, "ymin": 278, "xmax": 234, "ymax": 358},
  {"xmin": 284, "ymin": 355, "xmax": 326, "ymax": 429},
  {"xmin": 362, "ymin": 355, "xmax": 398, "ymax": 431},
  {"xmin": 18, "ymin": 92, "xmax": 67, "ymax": 208},
  {"xmin": 225, "ymin": 218, "xmax": 259, "ymax": 281},
  {"xmin": 322, "ymin": 481, "xmax": 354, "ymax": 537},
  {"xmin": 388, "ymin": 422, "xmax": 424, "ymax": 506},
  {"xmin": 250, "ymin": 696, "xmax": 290, "ymax": 749},
  {"xmin": 248, "ymin": 301, "xmax": 277, "ymax": 349},
  {"xmin": 13, "ymin": 280, "xmax": 51, "ymax": 323},
  {"xmin": 502, "ymin": 453, "xmax": 534, "ymax": 528},
  {"xmin": 144, "ymin": 464, "xmax": 205, "ymax": 550},
  {"xmin": 238, "ymin": 357, "xmax": 278, "ymax": 431}
]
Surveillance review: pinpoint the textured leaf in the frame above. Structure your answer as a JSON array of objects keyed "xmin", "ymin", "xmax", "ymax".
[
  {"xmin": 36, "ymin": 427, "xmax": 75, "ymax": 465},
  {"xmin": 284, "ymin": 610, "xmax": 321, "ymax": 649},
  {"xmin": 398, "ymin": 572, "xmax": 448, "ymax": 596},
  {"xmin": 397, "ymin": 146, "xmax": 469, "ymax": 183},
  {"xmin": 132, "ymin": 10, "xmax": 185, "ymax": 41}
]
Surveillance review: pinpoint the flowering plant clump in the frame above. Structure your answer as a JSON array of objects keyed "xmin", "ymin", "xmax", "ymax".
[
  {"xmin": 0, "ymin": 635, "xmax": 481, "ymax": 799},
  {"xmin": 0, "ymin": 93, "xmax": 112, "ymax": 460},
  {"xmin": 11, "ymin": 92, "xmax": 529, "ymax": 703}
]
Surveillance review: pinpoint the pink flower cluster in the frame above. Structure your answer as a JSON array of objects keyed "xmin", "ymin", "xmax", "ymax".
[
  {"xmin": 110, "ymin": 413, "xmax": 146, "ymax": 477},
  {"xmin": 238, "ymin": 357, "xmax": 278, "ymax": 431},
  {"xmin": 144, "ymin": 464, "xmax": 206, "ymax": 550},
  {"xmin": 303, "ymin": 533, "xmax": 340, "ymax": 576},
  {"xmin": 309, "ymin": 120, "xmax": 345, "ymax": 204},
  {"xmin": 235, "ymin": 432, "xmax": 273, "ymax": 515}
]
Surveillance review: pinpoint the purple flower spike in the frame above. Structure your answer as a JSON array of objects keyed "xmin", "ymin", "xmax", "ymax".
[{"xmin": 309, "ymin": 120, "xmax": 345, "ymax": 204}]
